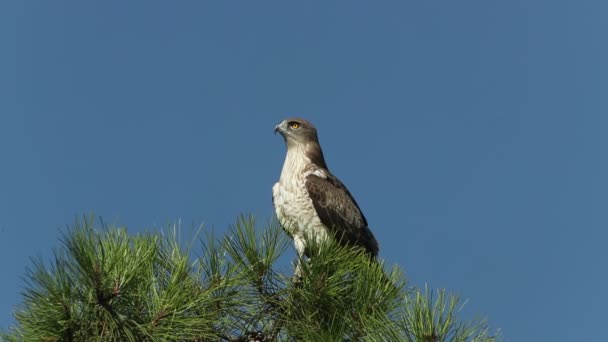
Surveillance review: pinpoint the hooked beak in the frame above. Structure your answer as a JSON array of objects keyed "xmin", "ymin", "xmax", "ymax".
[{"xmin": 274, "ymin": 121, "xmax": 284, "ymax": 135}]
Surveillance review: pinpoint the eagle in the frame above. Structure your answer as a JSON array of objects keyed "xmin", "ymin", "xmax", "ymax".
[{"xmin": 272, "ymin": 118, "xmax": 379, "ymax": 278}]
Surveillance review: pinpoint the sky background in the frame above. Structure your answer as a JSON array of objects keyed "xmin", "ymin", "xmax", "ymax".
[{"xmin": 1, "ymin": 1, "xmax": 606, "ymax": 340}]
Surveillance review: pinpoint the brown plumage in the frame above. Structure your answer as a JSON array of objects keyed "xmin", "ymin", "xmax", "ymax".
[{"xmin": 272, "ymin": 118, "xmax": 379, "ymax": 264}]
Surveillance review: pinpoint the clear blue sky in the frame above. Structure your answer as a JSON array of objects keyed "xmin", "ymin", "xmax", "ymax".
[{"xmin": 1, "ymin": 1, "xmax": 606, "ymax": 340}]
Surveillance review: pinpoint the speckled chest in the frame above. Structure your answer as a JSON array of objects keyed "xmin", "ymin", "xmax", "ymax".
[
  {"xmin": 272, "ymin": 149, "xmax": 327, "ymax": 239},
  {"xmin": 273, "ymin": 178, "xmax": 315, "ymax": 235}
]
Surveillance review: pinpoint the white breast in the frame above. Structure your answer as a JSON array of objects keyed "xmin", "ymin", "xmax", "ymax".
[{"xmin": 272, "ymin": 146, "xmax": 329, "ymax": 255}]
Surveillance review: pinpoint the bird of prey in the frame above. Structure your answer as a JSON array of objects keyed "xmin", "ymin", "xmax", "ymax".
[{"xmin": 272, "ymin": 118, "xmax": 379, "ymax": 278}]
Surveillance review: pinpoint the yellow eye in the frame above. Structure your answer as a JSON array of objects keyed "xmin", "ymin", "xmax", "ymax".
[{"xmin": 289, "ymin": 122, "xmax": 300, "ymax": 129}]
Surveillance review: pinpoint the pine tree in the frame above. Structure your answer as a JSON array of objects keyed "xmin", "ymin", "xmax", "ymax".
[{"xmin": 2, "ymin": 216, "xmax": 499, "ymax": 341}]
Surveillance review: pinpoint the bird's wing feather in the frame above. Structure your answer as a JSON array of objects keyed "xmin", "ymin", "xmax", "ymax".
[{"xmin": 305, "ymin": 172, "xmax": 378, "ymax": 256}]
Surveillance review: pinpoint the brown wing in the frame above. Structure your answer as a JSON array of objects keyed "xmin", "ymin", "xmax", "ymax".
[{"xmin": 305, "ymin": 172, "xmax": 379, "ymax": 257}]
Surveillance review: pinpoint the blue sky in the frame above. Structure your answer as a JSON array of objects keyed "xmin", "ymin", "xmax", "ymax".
[{"xmin": 1, "ymin": 1, "xmax": 606, "ymax": 340}]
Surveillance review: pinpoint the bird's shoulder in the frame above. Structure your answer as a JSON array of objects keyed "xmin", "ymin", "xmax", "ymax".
[
  {"xmin": 304, "ymin": 169, "xmax": 341, "ymax": 194},
  {"xmin": 303, "ymin": 167, "xmax": 368, "ymax": 227}
]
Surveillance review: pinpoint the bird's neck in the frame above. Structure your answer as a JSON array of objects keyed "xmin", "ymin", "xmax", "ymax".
[{"xmin": 280, "ymin": 142, "xmax": 328, "ymax": 181}]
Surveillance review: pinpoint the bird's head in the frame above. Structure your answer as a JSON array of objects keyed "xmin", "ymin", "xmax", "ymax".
[
  {"xmin": 274, "ymin": 117, "xmax": 328, "ymax": 169},
  {"xmin": 274, "ymin": 118, "xmax": 320, "ymax": 148}
]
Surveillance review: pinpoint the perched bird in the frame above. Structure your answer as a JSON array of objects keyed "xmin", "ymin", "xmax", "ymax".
[{"xmin": 272, "ymin": 118, "xmax": 379, "ymax": 278}]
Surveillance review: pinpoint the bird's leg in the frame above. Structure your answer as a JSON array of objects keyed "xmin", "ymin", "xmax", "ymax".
[
  {"xmin": 292, "ymin": 236, "xmax": 306, "ymax": 285},
  {"xmin": 292, "ymin": 260, "xmax": 303, "ymax": 285}
]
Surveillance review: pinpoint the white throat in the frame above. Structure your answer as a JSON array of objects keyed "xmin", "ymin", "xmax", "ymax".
[{"xmin": 280, "ymin": 145, "xmax": 311, "ymax": 183}]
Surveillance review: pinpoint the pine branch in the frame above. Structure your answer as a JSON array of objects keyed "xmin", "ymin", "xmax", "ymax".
[{"xmin": 3, "ymin": 215, "xmax": 500, "ymax": 342}]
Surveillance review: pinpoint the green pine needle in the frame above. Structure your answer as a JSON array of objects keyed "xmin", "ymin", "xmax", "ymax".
[{"xmin": 3, "ymin": 215, "xmax": 500, "ymax": 342}]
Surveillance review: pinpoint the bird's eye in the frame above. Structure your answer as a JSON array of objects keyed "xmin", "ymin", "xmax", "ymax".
[{"xmin": 289, "ymin": 122, "xmax": 300, "ymax": 129}]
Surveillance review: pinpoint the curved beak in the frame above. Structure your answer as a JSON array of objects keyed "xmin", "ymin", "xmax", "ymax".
[{"xmin": 274, "ymin": 121, "xmax": 284, "ymax": 135}]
